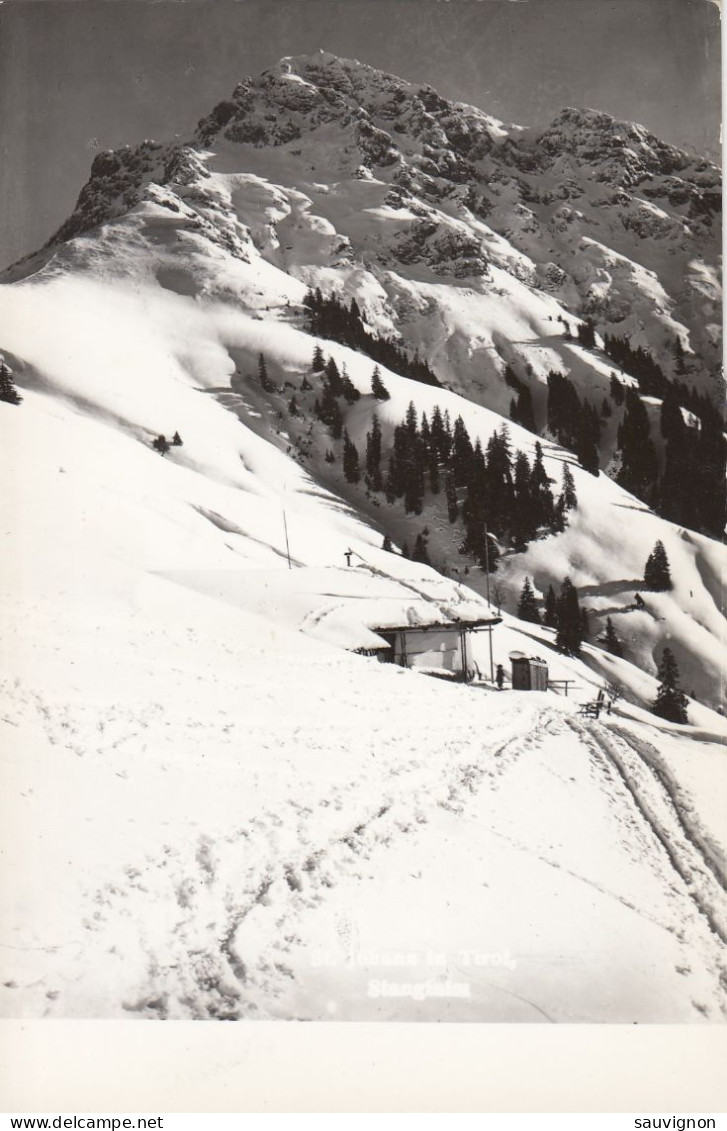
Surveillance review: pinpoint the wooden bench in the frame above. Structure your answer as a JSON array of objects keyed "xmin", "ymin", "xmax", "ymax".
[{"xmin": 578, "ymin": 688, "xmax": 608, "ymax": 719}]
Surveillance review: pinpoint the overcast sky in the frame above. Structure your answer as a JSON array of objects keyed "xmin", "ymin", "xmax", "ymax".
[{"xmin": 0, "ymin": 0, "xmax": 720, "ymax": 269}]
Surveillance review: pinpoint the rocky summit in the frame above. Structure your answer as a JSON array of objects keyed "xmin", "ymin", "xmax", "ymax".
[{"xmin": 8, "ymin": 52, "xmax": 720, "ymax": 382}]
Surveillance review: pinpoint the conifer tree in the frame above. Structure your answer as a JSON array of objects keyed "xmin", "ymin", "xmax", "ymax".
[
  {"xmin": 659, "ymin": 385, "xmax": 686, "ymax": 443},
  {"xmin": 312, "ymin": 343, "xmax": 326, "ymax": 371},
  {"xmin": 382, "ymin": 534, "xmax": 393, "ymax": 552},
  {"xmin": 258, "ymin": 352, "xmax": 273, "ymax": 392},
  {"xmin": 371, "ymin": 365, "xmax": 390, "ymax": 401},
  {"xmin": 301, "ymin": 375, "xmax": 312, "ymax": 392},
  {"xmin": 0, "ymin": 360, "xmax": 21, "ymax": 405},
  {"xmin": 484, "ymin": 427, "xmax": 513, "ymax": 534},
  {"xmin": 644, "ymin": 540, "xmax": 672, "ymax": 591},
  {"xmin": 560, "ymin": 463, "xmax": 578, "ymax": 511},
  {"xmin": 442, "ymin": 410, "xmax": 453, "ymax": 459},
  {"xmin": 412, "ymin": 532, "xmax": 431, "ymax": 565},
  {"xmin": 617, "ymin": 388, "xmax": 658, "ymax": 501},
  {"xmin": 420, "ymin": 411, "xmax": 431, "ymax": 451},
  {"xmin": 544, "ymin": 584, "xmax": 558, "ymax": 628},
  {"xmin": 403, "ymin": 452, "xmax": 425, "ymax": 515},
  {"xmin": 365, "ymin": 413, "xmax": 383, "ymax": 492},
  {"xmin": 609, "ymin": 373, "xmax": 625, "ymax": 404},
  {"xmin": 555, "ymin": 577, "xmax": 584, "ymax": 654},
  {"xmin": 577, "ymin": 317, "xmax": 596, "ymax": 349},
  {"xmin": 428, "ymin": 448, "xmax": 441, "ymax": 494},
  {"xmin": 602, "ymin": 616, "xmax": 623, "ymax": 657},
  {"xmin": 329, "ymin": 398, "xmax": 343, "ymax": 440},
  {"xmin": 452, "ymin": 416, "xmax": 474, "ymax": 486},
  {"xmin": 405, "ymin": 400, "xmax": 418, "ymax": 437},
  {"xmin": 517, "ymin": 577, "xmax": 541, "ymax": 624},
  {"xmin": 512, "ymin": 451, "xmax": 535, "ymax": 549},
  {"xmin": 152, "ymin": 434, "xmax": 170, "ymax": 456},
  {"xmin": 576, "ymin": 414, "xmax": 600, "ymax": 476},
  {"xmin": 580, "ymin": 606, "xmax": 590, "ymax": 644},
  {"xmin": 445, "ymin": 472, "xmax": 459, "ymax": 523},
  {"xmin": 172, "ymin": 431, "xmax": 183, "ymax": 446},
  {"xmin": 341, "ymin": 365, "xmax": 360, "ymax": 404},
  {"xmin": 652, "ymin": 646, "xmax": 688, "ymax": 724},
  {"xmin": 324, "ymin": 356, "xmax": 343, "ymax": 397},
  {"xmin": 673, "ymin": 337, "xmax": 686, "ymax": 376},
  {"xmin": 430, "ymin": 405, "xmax": 447, "ymax": 459},
  {"xmin": 530, "ymin": 442, "xmax": 554, "ymax": 529},
  {"xmin": 384, "ymin": 455, "xmax": 397, "ymax": 504},
  {"xmin": 552, "ymin": 494, "xmax": 567, "ymax": 534},
  {"xmin": 509, "ymin": 384, "xmax": 536, "ymax": 432},
  {"xmin": 342, "ymin": 429, "xmax": 360, "ymax": 483},
  {"xmin": 288, "ymin": 395, "xmax": 299, "ymax": 416}
]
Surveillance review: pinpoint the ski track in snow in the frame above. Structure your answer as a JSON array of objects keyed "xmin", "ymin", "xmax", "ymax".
[{"xmin": 564, "ymin": 715, "xmax": 727, "ymax": 949}]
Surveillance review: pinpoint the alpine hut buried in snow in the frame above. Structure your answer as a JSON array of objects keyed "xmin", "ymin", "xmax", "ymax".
[
  {"xmin": 373, "ymin": 616, "xmax": 500, "ymax": 682},
  {"xmin": 160, "ymin": 561, "xmax": 501, "ymax": 682}
]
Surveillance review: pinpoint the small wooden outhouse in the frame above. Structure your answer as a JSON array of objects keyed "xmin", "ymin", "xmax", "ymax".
[{"xmin": 510, "ymin": 656, "xmax": 549, "ymax": 691}]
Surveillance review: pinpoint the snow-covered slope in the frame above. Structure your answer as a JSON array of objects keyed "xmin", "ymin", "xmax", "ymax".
[
  {"xmin": 1, "ymin": 52, "xmax": 725, "ymax": 1021},
  {"xmin": 2, "ymin": 387, "xmax": 726, "ymax": 1022}
]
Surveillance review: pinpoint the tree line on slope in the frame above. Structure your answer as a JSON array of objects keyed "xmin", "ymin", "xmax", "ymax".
[
  {"xmin": 301, "ymin": 284, "xmax": 724, "ymax": 537},
  {"xmin": 304, "ymin": 343, "xmax": 580, "ymax": 572},
  {"xmin": 302, "ymin": 288, "xmax": 441, "ymax": 388},
  {"xmin": 516, "ymin": 351, "xmax": 725, "ymax": 538},
  {"xmin": 597, "ymin": 333, "xmax": 724, "ymax": 537}
]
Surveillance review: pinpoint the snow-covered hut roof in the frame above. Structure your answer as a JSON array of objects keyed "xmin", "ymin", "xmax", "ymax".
[{"xmin": 162, "ymin": 564, "xmax": 500, "ymax": 653}]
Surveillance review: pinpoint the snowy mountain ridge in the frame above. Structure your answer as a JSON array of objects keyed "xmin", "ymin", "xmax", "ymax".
[{"xmin": 7, "ymin": 52, "xmax": 721, "ymax": 377}]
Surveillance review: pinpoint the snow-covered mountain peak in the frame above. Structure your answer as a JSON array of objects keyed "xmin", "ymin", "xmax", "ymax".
[{"xmin": 527, "ymin": 104, "xmax": 717, "ymax": 186}]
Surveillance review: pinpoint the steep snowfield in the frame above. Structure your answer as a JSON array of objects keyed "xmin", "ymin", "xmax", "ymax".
[
  {"xmin": 1, "ymin": 51, "xmax": 725, "ymax": 1021},
  {"xmin": 1, "ymin": 300, "xmax": 726, "ymax": 1021}
]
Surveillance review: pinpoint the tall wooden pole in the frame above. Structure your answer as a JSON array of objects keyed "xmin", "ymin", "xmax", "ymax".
[
  {"xmin": 282, "ymin": 507, "xmax": 292, "ymax": 569},
  {"xmin": 484, "ymin": 524, "xmax": 495, "ymax": 682}
]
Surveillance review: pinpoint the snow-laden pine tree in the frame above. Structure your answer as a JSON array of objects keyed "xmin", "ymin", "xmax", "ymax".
[
  {"xmin": 602, "ymin": 616, "xmax": 623, "ymax": 657},
  {"xmin": 653, "ymin": 646, "xmax": 688, "ymax": 724},
  {"xmin": 544, "ymin": 584, "xmax": 558, "ymax": 628},
  {"xmin": 342, "ymin": 429, "xmax": 360, "ymax": 483},
  {"xmin": 555, "ymin": 577, "xmax": 584, "ymax": 655},
  {"xmin": 365, "ymin": 413, "xmax": 383, "ymax": 491},
  {"xmin": 530, "ymin": 442, "xmax": 554, "ymax": 529},
  {"xmin": 517, "ymin": 577, "xmax": 541, "ymax": 624},
  {"xmin": 644, "ymin": 540, "xmax": 672, "ymax": 591},
  {"xmin": 341, "ymin": 365, "xmax": 360, "ymax": 404},
  {"xmin": 371, "ymin": 366, "xmax": 389, "ymax": 401},
  {"xmin": 560, "ymin": 463, "xmax": 577, "ymax": 511},
  {"xmin": 258, "ymin": 352, "xmax": 273, "ymax": 392},
  {"xmin": 445, "ymin": 472, "xmax": 458, "ymax": 523},
  {"xmin": 0, "ymin": 359, "xmax": 21, "ymax": 405},
  {"xmin": 412, "ymin": 532, "xmax": 430, "ymax": 565}
]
